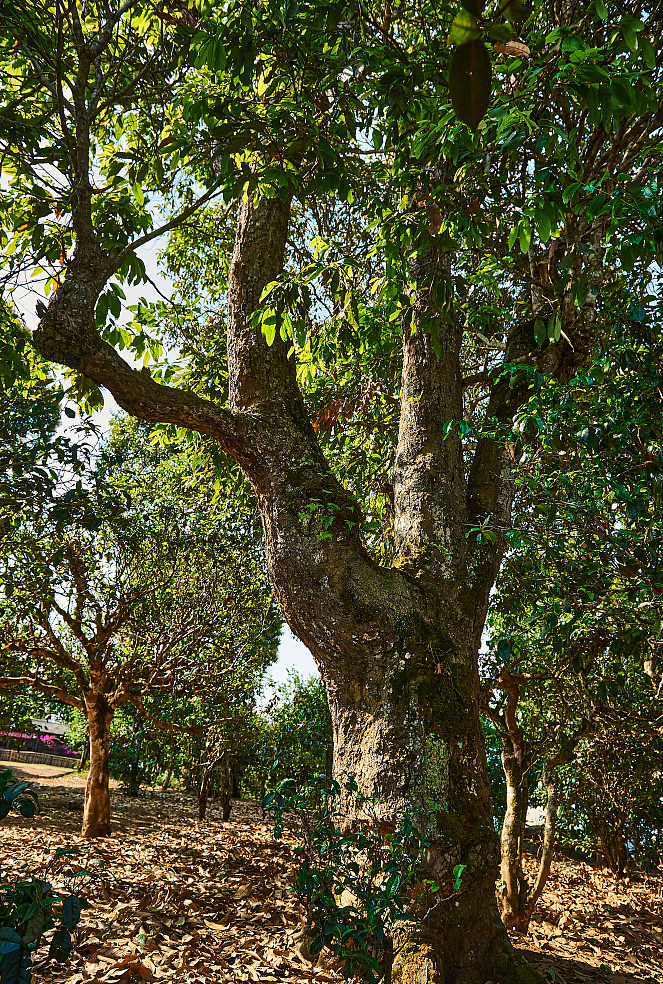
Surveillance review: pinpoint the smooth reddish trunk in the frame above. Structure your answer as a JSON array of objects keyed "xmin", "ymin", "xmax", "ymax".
[
  {"xmin": 499, "ymin": 742, "xmax": 530, "ymax": 930},
  {"xmin": 82, "ymin": 697, "xmax": 113, "ymax": 838}
]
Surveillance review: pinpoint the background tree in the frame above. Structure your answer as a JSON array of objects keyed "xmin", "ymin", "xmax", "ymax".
[
  {"xmin": 257, "ymin": 672, "xmax": 333, "ymax": 806},
  {"xmin": 0, "ymin": 422, "xmax": 280, "ymax": 836},
  {"xmin": 483, "ymin": 292, "xmax": 663, "ymax": 925},
  {"xmin": 4, "ymin": 0, "xmax": 663, "ymax": 978},
  {"xmin": 557, "ymin": 724, "xmax": 663, "ymax": 875}
]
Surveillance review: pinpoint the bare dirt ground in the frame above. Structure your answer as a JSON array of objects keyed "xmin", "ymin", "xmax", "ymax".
[
  {"xmin": 1, "ymin": 768, "xmax": 661, "ymax": 984},
  {"xmin": 0, "ymin": 759, "xmax": 87, "ymax": 782}
]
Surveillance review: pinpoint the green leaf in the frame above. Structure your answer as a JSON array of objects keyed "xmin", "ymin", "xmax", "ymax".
[
  {"xmin": 262, "ymin": 313, "xmax": 277, "ymax": 347},
  {"xmin": 4, "ymin": 782, "xmax": 31, "ymax": 803},
  {"xmin": 0, "ymin": 928, "xmax": 21, "ymax": 955},
  {"xmin": 22, "ymin": 906, "xmax": 45, "ymax": 947},
  {"xmin": 534, "ymin": 208, "xmax": 552, "ymax": 243},
  {"xmin": 17, "ymin": 799, "xmax": 37, "ymax": 819},
  {"xmin": 594, "ymin": 0, "xmax": 608, "ymax": 20},
  {"xmin": 61, "ymin": 894, "xmax": 82, "ymax": 932},
  {"xmin": 449, "ymin": 9, "xmax": 481, "ymax": 45},
  {"xmin": 0, "ymin": 943, "xmax": 31, "ymax": 984},
  {"xmin": 460, "ymin": 0, "xmax": 485, "ymax": 15},
  {"xmin": 497, "ymin": 0, "xmax": 531, "ymax": 22},
  {"xmin": 533, "ymin": 319, "xmax": 547, "ymax": 346},
  {"xmin": 449, "ymin": 41, "xmax": 492, "ymax": 131},
  {"xmin": 639, "ymin": 35, "xmax": 656, "ymax": 68},
  {"xmin": 519, "ymin": 221, "xmax": 531, "ymax": 254},
  {"xmin": 452, "ymin": 863, "xmax": 467, "ymax": 890},
  {"xmin": 621, "ymin": 17, "xmax": 643, "ymax": 55},
  {"xmin": 48, "ymin": 927, "xmax": 72, "ymax": 962},
  {"xmin": 562, "ymin": 182, "xmax": 582, "ymax": 205},
  {"xmin": 489, "ymin": 22, "xmax": 514, "ymax": 42}
]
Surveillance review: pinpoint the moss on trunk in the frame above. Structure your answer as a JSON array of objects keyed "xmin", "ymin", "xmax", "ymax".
[{"xmin": 326, "ymin": 625, "xmax": 543, "ymax": 984}]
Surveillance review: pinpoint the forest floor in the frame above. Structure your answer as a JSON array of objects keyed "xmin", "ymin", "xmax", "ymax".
[{"xmin": 1, "ymin": 770, "xmax": 662, "ymax": 984}]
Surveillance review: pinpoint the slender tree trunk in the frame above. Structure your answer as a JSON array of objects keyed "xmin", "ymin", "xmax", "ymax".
[
  {"xmin": 197, "ymin": 772, "xmax": 210, "ymax": 820},
  {"xmin": 197, "ymin": 756, "xmax": 222, "ymax": 820},
  {"xmin": 162, "ymin": 748, "xmax": 175, "ymax": 791},
  {"xmin": 499, "ymin": 741, "xmax": 531, "ymax": 931},
  {"xmin": 598, "ymin": 820, "xmax": 629, "ymax": 876},
  {"xmin": 499, "ymin": 750, "xmax": 564, "ymax": 933},
  {"xmin": 523, "ymin": 765, "xmax": 560, "ymax": 921},
  {"xmin": 220, "ymin": 763, "xmax": 232, "ymax": 821},
  {"xmin": 77, "ymin": 733, "xmax": 90, "ymax": 772},
  {"xmin": 82, "ymin": 696, "xmax": 113, "ymax": 838}
]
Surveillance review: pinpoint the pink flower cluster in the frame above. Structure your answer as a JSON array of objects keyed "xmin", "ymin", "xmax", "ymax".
[{"xmin": 38, "ymin": 734, "xmax": 78, "ymax": 757}]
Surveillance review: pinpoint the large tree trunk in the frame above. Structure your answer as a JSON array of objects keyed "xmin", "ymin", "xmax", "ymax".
[
  {"xmin": 223, "ymin": 194, "xmax": 541, "ymax": 984},
  {"xmin": 327, "ymin": 623, "xmax": 535, "ymax": 984},
  {"xmin": 82, "ymin": 696, "xmax": 113, "ymax": 838}
]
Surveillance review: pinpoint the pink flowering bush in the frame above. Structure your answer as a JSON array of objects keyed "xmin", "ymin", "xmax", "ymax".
[{"xmin": 38, "ymin": 735, "xmax": 78, "ymax": 758}]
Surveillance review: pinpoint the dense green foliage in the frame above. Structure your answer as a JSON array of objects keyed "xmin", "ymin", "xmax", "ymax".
[
  {"xmin": 259, "ymin": 672, "xmax": 333, "ymax": 796},
  {"xmin": 483, "ymin": 289, "xmax": 663, "ymax": 873},
  {"xmin": 0, "ymin": 412, "xmax": 279, "ymax": 730},
  {"xmin": 557, "ymin": 727, "xmax": 663, "ymax": 874},
  {"xmin": 0, "ymin": 768, "xmax": 38, "ymax": 822}
]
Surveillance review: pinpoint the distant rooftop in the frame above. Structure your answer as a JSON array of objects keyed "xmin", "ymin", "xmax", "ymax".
[{"xmin": 30, "ymin": 718, "xmax": 68, "ymax": 736}]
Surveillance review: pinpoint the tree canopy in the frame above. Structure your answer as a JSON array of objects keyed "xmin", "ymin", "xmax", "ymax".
[{"xmin": 2, "ymin": 0, "xmax": 663, "ymax": 980}]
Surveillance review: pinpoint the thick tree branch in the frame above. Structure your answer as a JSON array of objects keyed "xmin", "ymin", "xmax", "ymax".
[{"xmin": 0, "ymin": 674, "xmax": 85, "ymax": 711}]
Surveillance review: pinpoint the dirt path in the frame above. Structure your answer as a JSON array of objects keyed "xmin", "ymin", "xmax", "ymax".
[
  {"xmin": 1, "ymin": 772, "xmax": 661, "ymax": 984},
  {"xmin": 1, "ymin": 759, "xmax": 81, "ymax": 781}
]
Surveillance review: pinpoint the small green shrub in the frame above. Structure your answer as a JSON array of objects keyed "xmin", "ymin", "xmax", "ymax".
[
  {"xmin": 264, "ymin": 775, "xmax": 458, "ymax": 983},
  {"xmin": 0, "ymin": 768, "xmax": 38, "ymax": 821},
  {"xmin": 0, "ymin": 769, "xmax": 89, "ymax": 983}
]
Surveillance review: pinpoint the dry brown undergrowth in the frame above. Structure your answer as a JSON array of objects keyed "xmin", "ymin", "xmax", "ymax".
[{"xmin": 1, "ymin": 771, "xmax": 661, "ymax": 984}]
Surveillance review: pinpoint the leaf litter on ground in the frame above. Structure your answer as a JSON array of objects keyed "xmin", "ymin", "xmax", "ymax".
[{"xmin": 0, "ymin": 769, "xmax": 661, "ymax": 984}]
